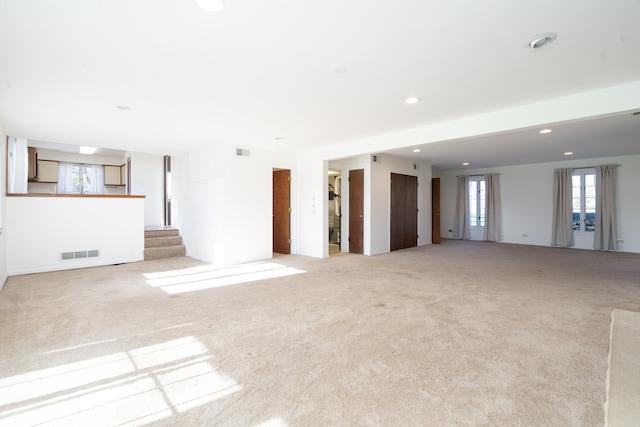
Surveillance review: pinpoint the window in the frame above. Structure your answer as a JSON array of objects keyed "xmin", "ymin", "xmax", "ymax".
[
  {"xmin": 572, "ymin": 169, "xmax": 595, "ymax": 232},
  {"xmin": 58, "ymin": 163, "xmax": 105, "ymax": 195},
  {"xmin": 469, "ymin": 177, "xmax": 485, "ymax": 227}
]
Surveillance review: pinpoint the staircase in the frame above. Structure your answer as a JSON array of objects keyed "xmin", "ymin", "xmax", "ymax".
[{"xmin": 144, "ymin": 228, "xmax": 186, "ymax": 260}]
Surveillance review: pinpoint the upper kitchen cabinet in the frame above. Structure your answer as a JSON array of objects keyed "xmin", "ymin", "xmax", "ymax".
[{"xmin": 105, "ymin": 164, "xmax": 125, "ymax": 186}]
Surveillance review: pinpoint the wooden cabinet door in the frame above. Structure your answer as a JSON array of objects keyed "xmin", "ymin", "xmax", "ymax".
[
  {"xmin": 37, "ymin": 160, "xmax": 58, "ymax": 183},
  {"xmin": 105, "ymin": 165, "xmax": 122, "ymax": 185},
  {"xmin": 27, "ymin": 147, "xmax": 37, "ymax": 181}
]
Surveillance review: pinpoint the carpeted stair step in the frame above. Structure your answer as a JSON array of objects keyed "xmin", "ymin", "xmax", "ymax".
[
  {"xmin": 144, "ymin": 235, "xmax": 183, "ymax": 248},
  {"xmin": 143, "ymin": 228, "xmax": 186, "ymax": 260},
  {"xmin": 144, "ymin": 245, "xmax": 186, "ymax": 260},
  {"xmin": 144, "ymin": 229, "xmax": 180, "ymax": 238}
]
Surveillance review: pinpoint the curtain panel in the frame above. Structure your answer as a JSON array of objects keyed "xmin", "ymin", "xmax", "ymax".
[
  {"xmin": 453, "ymin": 175, "xmax": 470, "ymax": 240},
  {"xmin": 594, "ymin": 164, "xmax": 618, "ymax": 251},
  {"xmin": 7, "ymin": 136, "xmax": 29, "ymax": 194},
  {"xmin": 551, "ymin": 168, "xmax": 574, "ymax": 247},
  {"xmin": 483, "ymin": 173, "xmax": 502, "ymax": 242}
]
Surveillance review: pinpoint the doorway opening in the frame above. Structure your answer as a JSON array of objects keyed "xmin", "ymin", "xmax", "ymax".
[
  {"xmin": 328, "ymin": 170, "xmax": 342, "ymax": 256},
  {"xmin": 163, "ymin": 155, "xmax": 172, "ymax": 227}
]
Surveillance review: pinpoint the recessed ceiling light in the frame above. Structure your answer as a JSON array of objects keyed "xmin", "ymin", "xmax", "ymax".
[
  {"xmin": 564, "ymin": 152, "xmax": 574, "ymax": 156},
  {"xmin": 462, "ymin": 162, "xmax": 470, "ymax": 166},
  {"xmin": 332, "ymin": 66, "xmax": 347, "ymax": 74},
  {"xmin": 405, "ymin": 97, "xmax": 420, "ymax": 104},
  {"xmin": 196, "ymin": 0, "xmax": 225, "ymax": 12},
  {"xmin": 539, "ymin": 129, "xmax": 552, "ymax": 134},
  {"xmin": 116, "ymin": 105, "xmax": 131, "ymax": 110},
  {"xmin": 274, "ymin": 137, "xmax": 284, "ymax": 140},
  {"xmin": 528, "ymin": 33, "xmax": 557, "ymax": 49},
  {"xmin": 413, "ymin": 149, "xmax": 421, "ymax": 153}
]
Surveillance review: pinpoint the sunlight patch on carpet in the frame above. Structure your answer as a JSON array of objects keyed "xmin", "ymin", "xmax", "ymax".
[
  {"xmin": 0, "ymin": 336, "xmax": 240, "ymax": 426},
  {"xmin": 143, "ymin": 262, "xmax": 306, "ymax": 294}
]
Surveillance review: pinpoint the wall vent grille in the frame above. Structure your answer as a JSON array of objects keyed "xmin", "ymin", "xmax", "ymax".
[{"xmin": 61, "ymin": 250, "xmax": 100, "ymax": 261}]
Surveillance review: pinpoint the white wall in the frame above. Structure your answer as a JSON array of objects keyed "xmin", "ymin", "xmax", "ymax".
[
  {"xmin": 435, "ymin": 154, "xmax": 640, "ymax": 253},
  {"xmin": 6, "ymin": 196, "xmax": 144, "ymax": 275},
  {"xmin": 295, "ymin": 152, "xmax": 327, "ymax": 258},
  {"xmin": 369, "ymin": 154, "xmax": 432, "ymax": 255},
  {"xmin": 326, "ymin": 154, "xmax": 432, "ymax": 256},
  {"xmin": 172, "ymin": 143, "xmax": 296, "ymax": 266},
  {"xmin": 128, "ymin": 152, "xmax": 164, "ymax": 226},
  {"xmin": 0, "ymin": 127, "xmax": 8, "ymax": 290}
]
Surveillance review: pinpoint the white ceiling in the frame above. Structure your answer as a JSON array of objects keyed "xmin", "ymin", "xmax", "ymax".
[{"xmin": 0, "ymin": 0, "xmax": 639, "ymax": 169}]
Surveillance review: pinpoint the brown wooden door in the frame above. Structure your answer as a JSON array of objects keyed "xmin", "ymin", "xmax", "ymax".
[
  {"xmin": 432, "ymin": 177, "xmax": 441, "ymax": 244},
  {"xmin": 349, "ymin": 169, "xmax": 364, "ymax": 254},
  {"xmin": 273, "ymin": 170, "xmax": 291, "ymax": 254},
  {"xmin": 27, "ymin": 147, "xmax": 37, "ymax": 181},
  {"xmin": 390, "ymin": 173, "xmax": 418, "ymax": 251}
]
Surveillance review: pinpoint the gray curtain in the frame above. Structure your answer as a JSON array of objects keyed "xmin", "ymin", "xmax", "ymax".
[
  {"xmin": 453, "ymin": 175, "xmax": 470, "ymax": 240},
  {"xmin": 483, "ymin": 173, "xmax": 502, "ymax": 241},
  {"xmin": 594, "ymin": 164, "xmax": 618, "ymax": 251},
  {"xmin": 551, "ymin": 168, "xmax": 574, "ymax": 247}
]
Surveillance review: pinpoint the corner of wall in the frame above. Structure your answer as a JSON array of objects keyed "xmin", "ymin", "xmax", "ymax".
[{"xmin": 0, "ymin": 126, "xmax": 7, "ymax": 288}]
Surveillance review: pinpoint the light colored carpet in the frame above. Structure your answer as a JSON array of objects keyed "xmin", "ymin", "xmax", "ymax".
[{"xmin": 1, "ymin": 240, "xmax": 639, "ymax": 426}]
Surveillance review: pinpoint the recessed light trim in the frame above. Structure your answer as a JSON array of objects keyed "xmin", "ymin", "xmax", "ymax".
[
  {"xmin": 539, "ymin": 129, "xmax": 552, "ymax": 134},
  {"xmin": 196, "ymin": 0, "xmax": 225, "ymax": 12},
  {"xmin": 405, "ymin": 97, "xmax": 420, "ymax": 105},
  {"xmin": 528, "ymin": 33, "xmax": 557, "ymax": 49}
]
